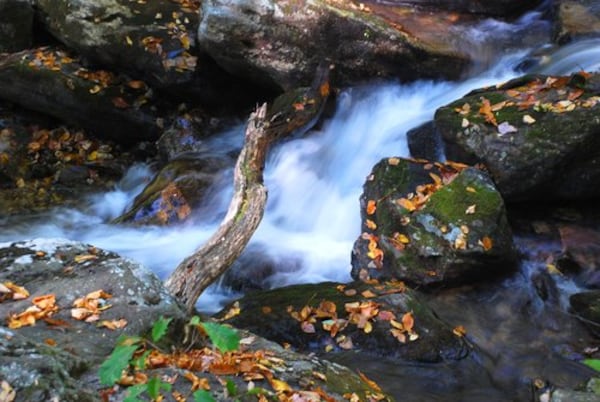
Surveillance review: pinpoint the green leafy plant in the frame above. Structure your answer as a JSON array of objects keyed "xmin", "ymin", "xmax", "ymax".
[
  {"xmin": 584, "ymin": 359, "xmax": 600, "ymax": 372},
  {"xmin": 99, "ymin": 315, "xmax": 242, "ymax": 401}
]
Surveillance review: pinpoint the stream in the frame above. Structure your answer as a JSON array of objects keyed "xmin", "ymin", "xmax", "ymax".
[{"xmin": 2, "ymin": 5, "xmax": 600, "ymax": 401}]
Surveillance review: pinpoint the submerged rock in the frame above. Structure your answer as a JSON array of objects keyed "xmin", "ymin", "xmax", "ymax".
[
  {"xmin": 434, "ymin": 72, "xmax": 600, "ymax": 201},
  {"xmin": 351, "ymin": 157, "xmax": 515, "ymax": 287},
  {"xmin": 215, "ymin": 281, "xmax": 469, "ymax": 362}
]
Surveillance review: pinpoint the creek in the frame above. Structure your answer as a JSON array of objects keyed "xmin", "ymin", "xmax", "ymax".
[{"xmin": 2, "ymin": 6, "xmax": 600, "ymax": 401}]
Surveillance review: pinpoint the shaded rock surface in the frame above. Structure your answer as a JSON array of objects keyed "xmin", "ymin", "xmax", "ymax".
[
  {"xmin": 36, "ymin": 0, "xmax": 200, "ymax": 89},
  {"xmin": 433, "ymin": 72, "xmax": 600, "ymax": 201},
  {"xmin": 0, "ymin": 47, "xmax": 162, "ymax": 145},
  {"xmin": 351, "ymin": 157, "xmax": 515, "ymax": 287},
  {"xmin": 383, "ymin": 0, "xmax": 542, "ymax": 17},
  {"xmin": 0, "ymin": 0, "xmax": 34, "ymax": 52},
  {"xmin": 113, "ymin": 152, "xmax": 232, "ymax": 225},
  {"xmin": 215, "ymin": 281, "xmax": 469, "ymax": 362}
]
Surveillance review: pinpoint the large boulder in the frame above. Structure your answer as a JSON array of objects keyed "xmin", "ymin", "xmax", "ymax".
[
  {"xmin": 351, "ymin": 157, "xmax": 515, "ymax": 287},
  {"xmin": 0, "ymin": 238, "xmax": 186, "ymax": 400},
  {"xmin": 0, "ymin": 0, "xmax": 33, "ymax": 52},
  {"xmin": 0, "ymin": 47, "xmax": 162, "ymax": 145},
  {"xmin": 432, "ymin": 72, "xmax": 600, "ymax": 201},
  {"xmin": 389, "ymin": 0, "xmax": 542, "ymax": 17},
  {"xmin": 36, "ymin": 0, "xmax": 200, "ymax": 89},
  {"xmin": 198, "ymin": 0, "xmax": 475, "ymax": 90},
  {"xmin": 0, "ymin": 239, "xmax": 394, "ymax": 401},
  {"xmin": 215, "ymin": 281, "xmax": 469, "ymax": 362}
]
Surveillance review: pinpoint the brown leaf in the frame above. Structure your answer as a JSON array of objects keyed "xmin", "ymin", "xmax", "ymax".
[
  {"xmin": 401, "ymin": 312, "xmax": 414, "ymax": 332},
  {"xmin": 98, "ymin": 318, "xmax": 128, "ymax": 330},
  {"xmin": 479, "ymin": 97, "xmax": 497, "ymax": 126}
]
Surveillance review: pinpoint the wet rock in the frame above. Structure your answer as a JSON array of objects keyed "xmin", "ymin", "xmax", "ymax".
[
  {"xmin": 570, "ymin": 290, "xmax": 600, "ymax": 337},
  {"xmin": 0, "ymin": 0, "xmax": 33, "ymax": 52},
  {"xmin": 0, "ymin": 47, "xmax": 162, "ymax": 145},
  {"xmin": 198, "ymin": 0, "xmax": 474, "ymax": 90},
  {"xmin": 0, "ymin": 109, "xmax": 131, "ymax": 214},
  {"xmin": 215, "ymin": 281, "xmax": 469, "ymax": 362},
  {"xmin": 113, "ymin": 152, "xmax": 232, "ymax": 225},
  {"xmin": 351, "ymin": 157, "xmax": 515, "ymax": 287},
  {"xmin": 36, "ymin": 0, "xmax": 200, "ymax": 89},
  {"xmin": 406, "ymin": 121, "xmax": 444, "ymax": 161},
  {"xmin": 559, "ymin": 224, "xmax": 600, "ymax": 288},
  {"xmin": 434, "ymin": 72, "xmax": 600, "ymax": 201},
  {"xmin": 389, "ymin": 0, "xmax": 542, "ymax": 17},
  {"xmin": 0, "ymin": 238, "xmax": 186, "ymax": 399},
  {"xmin": 553, "ymin": 0, "xmax": 600, "ymax": 44}
]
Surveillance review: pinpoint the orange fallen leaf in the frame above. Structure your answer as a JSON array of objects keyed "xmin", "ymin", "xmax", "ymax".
[
  {"xmin": 397, "ymin": 197, "xmax": 416, "ymax": 212},
  {"xmin": 270, "ymin": 378, "xmax": 292, "ymax": 393},
  {"xmin": 98, "ymin": 318, "xmax": 128, "ymax": 330},
  {"xmin": 453, "ymin": 325, "xmax": 467, "ymax": 337},
  {"xmin": 479, "ymin": 236, "xmax": 493, "ymax": 251},
  {"xmin": 479, "ymin": 97, "xmax": 497, "ymax": 126},
  {"xmin": 358, "ymin": 370, "xmax": 382, "ymax": 392},
  {"xmin": 366, "ymin": 200, "xmax": 377, "ymax": 215},
  {"xmin": 402, "ymin": 312, "xmax": 414, "ymax": 332},
  {"xmin": 361, "ymin": 289, "xmax": 377, "ymax": 298}
]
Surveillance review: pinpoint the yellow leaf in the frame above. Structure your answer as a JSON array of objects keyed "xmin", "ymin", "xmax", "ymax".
[
  {"xmin": 396, "ymin": 233, "xmax": 410, "ymax": 244},
  {"xmin": 361, "ymin": 289, "xmax": 377, "ymax": 298},
  {"xmin": 465, "ymin": 204, "xmax": 476, "ymax": 214},
  {"xmin": 270, "ymin": 379, "xmax": 292, "ymax": 393},
  {"xmin": 98, "ymin": 318, "xmax": 128, "ymax": 330},
  {"xmin": 388, "ymin": 157, "xmax": 400, "ymax": 165},
  {"xmin": 125, "ymin": 35, "xmax": 133, "ymax": 45},
  {"xmin": 466, "ymin": 186, "xmax": 477, "ymax": 193},
  {"xmin": 358, "ymin": 370, "xmax": 382, "ymax": 392},
  {"xmin": 221, "ymin": 301, "xmax": 241, "ymax": 320},
  {"xmin": 479, "ymin": 97, "xmax": 497, "ymax": 126},
  {"xmin": 523, "ymin": 114, "xmax": 536, "ymax": 124},
  {"xmin": 397, "ymin": 198, "xmax": 416, "ymax": 212},
  {"xmin": 365, "ymin": 219, "xmax": 377, "ymax": 230}
]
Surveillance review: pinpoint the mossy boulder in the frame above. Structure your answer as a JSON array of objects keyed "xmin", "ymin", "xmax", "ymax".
[
  {"xmin": 434, "ymin": 72, "xmax": 600, "ymax": 201},
  {"xmin": 553, "ymin": 0, "xmax": 600, "ymax": 44},
  {"xmin": 351, "ymin": 157, "xmax": 515, "ymax": 287},
  {"xmin": 215, "ymin": 281, "xmax": 469, "ymax": 362}
]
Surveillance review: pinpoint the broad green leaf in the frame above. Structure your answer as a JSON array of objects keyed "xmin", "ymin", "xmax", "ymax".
[
  {"xmin": 584, "ymin": 359, "xmax": 600, "ymax": 372},
  {"xmin": 247, "ymin": 387, "xmax": 271, "ymax": 396},
  {"xmin": 147, "ymin": 376, "xmax": 172, "ymax": 398},
  {"xmin": 123, "ymin": 384, "xmax": 147, "ymax": 402},
  {"xmin": 201, "ymin": 322, "xmax": 240, "ymax": 353},
  {"xmin": 225, "ymin": 379, "xmax": 238, "ymax": 397},
  {"xmin": 98, "ymin": 344, "xmax": 139, "ymax": 386},
  {"xmin": 193, "ymin": 389, "xmax": 216, "ymax": 402},
  {"xmin": 151, "ymin": 316, "xmax": 173, "ymax": 342}
]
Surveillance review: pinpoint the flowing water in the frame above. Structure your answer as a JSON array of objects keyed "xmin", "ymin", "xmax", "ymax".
[{"xmin": 2, "ymin": 7, "xmax": 600, "ymax": 401}]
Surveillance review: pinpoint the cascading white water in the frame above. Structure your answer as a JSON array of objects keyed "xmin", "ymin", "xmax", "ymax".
[{"xmin": 3, "ymin": 30, "xmax": 600, "ymax": 312}]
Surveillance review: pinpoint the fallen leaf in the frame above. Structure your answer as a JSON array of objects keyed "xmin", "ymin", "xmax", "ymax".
[
  {"xmin": 388, "ymin": 157, "xmax": 400, "ymax": 165},
  {"xmin": 366, "ymin": 200, "xmax": 377, "ymax": 215},
  {"xmin": 365, "ymin": 219, "xmax": 377, "ymax": 230},
  {"xmin": 221, "ymin": 301, "xmax": 241, "ymax": 320},
  {"xmin": 401, "ymin": 312, "xmax": 414, "ymax": 332},
  {"xmin": 497, "ymin": 121, "xmax": 518, "ymax": 135},
  {"xmin": 522, "ymin": 114, "xmax": 536, "ymax": 124},
  {"xmin": 479, "ymin": 236, "xmax": 493, "ymax": 251},
  {"xmin": 361, "ymin": 290, "xmax": 377, "ymax": 298},
  {"xmin": 270, "ymin": 379, "xmax": 292, "ymax": 393},
  {"xmin": 453, "ymin": 325, "xmax": 467, "ymax": 337},
  {"xmin": 479, "ymin": 97, "xmax": 497, "ymax": 126},
  {"xmin": 465, "ymin": 204, "xmax": 476, "ymax": 214},
  {"xmin": 397, "ymin": 198, "xmax": 416, "ymax": 212},
  {"xmin": 358, "ymin": 370, "xmax": 382, "ymax": 392},
  {"xmin": 301, "ymin": 321, "xmax": 316, "ymax": 333},
  {"xmin": 98, "ymin": 319, "xmax": 128, "ymax": 330}
]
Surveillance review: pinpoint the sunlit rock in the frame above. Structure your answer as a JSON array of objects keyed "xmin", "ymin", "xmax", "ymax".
[
  {"xmin": 198, "ymin": 0, "xmax": 477, "ymax": 90},
  {"xmin": 351, "ymin": 157, "xmax": 515, "ymax": 287},
  {"xmin": 433, "ymin": 72, "xmax": 600, "ymax": 201},
  {"xmin": 554, "ymin": 0, "xmax": 600, "ymax": 44}
]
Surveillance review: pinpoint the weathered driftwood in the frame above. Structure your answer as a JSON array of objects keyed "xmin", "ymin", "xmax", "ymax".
[
  {"xmin": 164, "ymin": 104, "xmax": 270, "ymax": 310},
  {"xmin": 165, "ymin": 63, "xmax": 331, "ymax": 311}
]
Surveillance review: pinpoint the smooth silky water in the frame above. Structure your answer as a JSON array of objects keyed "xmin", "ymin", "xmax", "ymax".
[{"xmin": 2, "ymin": 9, "xmax": 600, "ymax": 401}]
